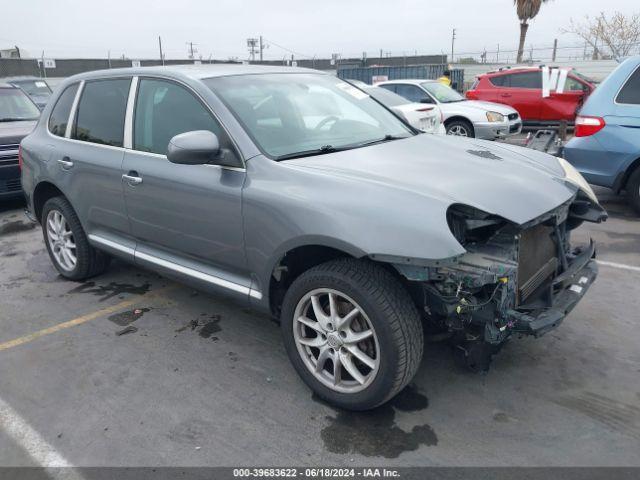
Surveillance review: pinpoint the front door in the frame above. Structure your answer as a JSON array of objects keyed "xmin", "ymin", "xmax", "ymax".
[{"xmin": 121, "ymin": 78, "xmax": 247, "ymax": 291}]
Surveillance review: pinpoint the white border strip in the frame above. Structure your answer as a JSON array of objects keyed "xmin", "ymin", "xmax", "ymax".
[
  {"xmin": 597, "ymin": 260, "xmax": 640, "ymax": 273},
  {"xmin": 0, "ymin": 397, "xmax": 86, "ymax": 477}
]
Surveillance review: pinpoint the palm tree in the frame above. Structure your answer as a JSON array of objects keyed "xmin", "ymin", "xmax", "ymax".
[{"xmin": 514, "ymin": 0, "xmax": 549, "ymax": 63}]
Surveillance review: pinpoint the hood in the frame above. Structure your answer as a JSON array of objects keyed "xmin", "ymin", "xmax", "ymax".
[
  {"xmin": 456, "ymin": 100, "xmax": 518, "ymax": 115},
  {"xmin": 285, "ymin": 134, "xmax": 576, "ymax": 225},
  {"xmin": 0, "ymin": 120, "xmax": 37, "ymax": 144}
]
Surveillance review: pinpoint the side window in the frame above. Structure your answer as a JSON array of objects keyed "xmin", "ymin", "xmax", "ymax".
[
  {"xmin": 489, "ymin": 75, "xmax": 507, "ymax": 87},
  {"xmin": 509, "ymin": 72, "xmax": 542, "ymax": 89},
  {"xmin": 73, "ymin": 78, "xmax": 131, "ymax": 147},
  {"xmin": 134, "ymin": 79, "xmax": 226, "ymax": 156},
  {"xmin": 565, "ymin": 77, "xmax": 588, "ymax": 92},
  {"xmin": 378, "ymin": 84, "xmax": 396, "ymax": 94},
  {"xmin": 616, "ymin": 67, "xmax": 640, "ymax": 105},
  {"xmin": 395, "ymin": 84, "xmax": 429, "ymax": 103},
  {"xmin": 48, "ymin": 83, "xmax": 79, "ymax": 137}
]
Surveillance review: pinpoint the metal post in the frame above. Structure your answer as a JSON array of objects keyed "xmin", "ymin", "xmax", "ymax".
[
  {"xmin": 259, "ymin": 36, "xmax": 263, "ymax": 62},
  {"xmin": 451, "ymin": 28, "xmax": 456, "ymax": 63},
  {"xmin": 159, "ymin": 36, "xmax": 164, "ymax": 65},
  {"xmin": 552, "ymin": 38, "xmax": 558, "ymax": 62}
]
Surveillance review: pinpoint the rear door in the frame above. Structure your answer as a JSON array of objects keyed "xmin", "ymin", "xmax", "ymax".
[
  {"xmin": 51, "ymin": 78, "xmax": 133, "ymax": 254},
  {"xmin": 497, "ymin": 72, "xmax": 542, "ymax": 121},
  {"xmin": 540, "ymin": 75, "xmax": 588, "ymax": 122},
  {"xmin": 121, "ymin": 77, "xmax": 249, "ymax": 299}
]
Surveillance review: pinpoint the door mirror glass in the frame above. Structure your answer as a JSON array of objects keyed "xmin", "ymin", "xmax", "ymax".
[
  {"xmin": 420, "ymin": 97, "xmax": 434, "ymax": 104},
  {"xmin": 167, "ymin": 130, "xmax": 221, "ymax": 165}
]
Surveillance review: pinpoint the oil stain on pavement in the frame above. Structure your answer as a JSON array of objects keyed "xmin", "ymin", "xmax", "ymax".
[
  {"xmin": 67, "ymin": 281, "xmax": 151, "ymax": 301},
  {"xmin": 0, "ymin": 220, "xmax": 36, "ymax": 236},
  {"xmin": 108, "ymin": 307, "xmax": 151, "ymax": 326},
  {"xmin": 315, "ymin": 384, "xmax": 438, "ymax": 458},
  {"xmin": 175, "ymin": 314, "xmax": 222, "ymax": 341}
]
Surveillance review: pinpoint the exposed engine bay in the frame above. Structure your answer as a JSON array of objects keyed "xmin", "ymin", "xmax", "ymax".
[{"xmin": 394, "ymin": 193, "xmax": 607, "ymax": 371}]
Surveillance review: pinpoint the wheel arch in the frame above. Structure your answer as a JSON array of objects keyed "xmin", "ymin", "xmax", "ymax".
[
  {"xmin": 620, "ymin": 156, "xmax": 640, "ymax": 193},
  {"xmin": 263, "ymin": 237, "xmax": 367, "ymax": 317},
  {"xmin": 32, "ymin": 181, "xmax": 67, "ymax": 223},
  {"xmin": 444, "ymin": 115, "xmax": 475, "ymax": 134}
]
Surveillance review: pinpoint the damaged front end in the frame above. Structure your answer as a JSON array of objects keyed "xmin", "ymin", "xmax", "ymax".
[{"xmin": 394, "ymin": 196, "xmax": 607, "ymax": 372}]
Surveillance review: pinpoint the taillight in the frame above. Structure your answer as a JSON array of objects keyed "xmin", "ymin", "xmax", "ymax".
[
  {"xmin": 18, "ymin": 145, "xmax": 23, "ymax": 170},
  {"xmin": 466, "ymin": 90, "xmax": 478, "ymax": 100},
  {"xmin": 574, "ymin": 115, "xmax": 605, "ymax": 137}
]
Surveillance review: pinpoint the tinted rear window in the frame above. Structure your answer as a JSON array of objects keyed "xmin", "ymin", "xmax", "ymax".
[
  {"xmin": 509, "ymin": 72, "xmax": 542, "ymax": 89},
  {"xmin": 48, "ymin": 83, "xmax": 79, "ymax": 137},
  {"xmin": 616, "ymin": 66, "xmax": 640, "ymax": 105},
  {"xmin": 73, "ymin": 78, "xmax": 131, "ymax": 147},
  {"xmin": 489, "ymin": 75, "xmax": 507, "ymax": 87}
]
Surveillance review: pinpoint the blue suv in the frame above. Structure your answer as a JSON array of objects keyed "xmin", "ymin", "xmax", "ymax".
[{"xmin": 564, "ymin": 56, "xmax": 640, "ymax": 213}]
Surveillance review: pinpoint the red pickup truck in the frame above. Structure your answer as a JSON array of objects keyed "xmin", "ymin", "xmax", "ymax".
[{"xmin": 466, "ymin": 67, "xmax": 595, "ymax": 125}]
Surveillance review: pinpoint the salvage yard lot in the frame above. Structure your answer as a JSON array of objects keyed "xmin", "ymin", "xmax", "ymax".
[{"xmin": 1, "ymin": 189, "xmax": 639, "ymax": 467}]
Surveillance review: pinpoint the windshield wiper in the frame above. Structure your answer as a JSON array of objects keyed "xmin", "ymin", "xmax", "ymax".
[
  {"xmin": 352, "ymin": 134, "xmax": 410, "ymax": 148},
  {"xmin": 275, "ymin": 135, "xmax": 409, "ymax": 161}
]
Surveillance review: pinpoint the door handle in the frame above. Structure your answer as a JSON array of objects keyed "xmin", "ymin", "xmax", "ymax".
[
  {"xmin": 122, "ymin": 173, "xmax": 143, "ymax": 185},
  {"xmin": 57, "ymin": 157, "xmax": 73, "ymax": 169},
  {"xmin": 500, "ymin": 93, "xmax": 512, "ymax": 98}
]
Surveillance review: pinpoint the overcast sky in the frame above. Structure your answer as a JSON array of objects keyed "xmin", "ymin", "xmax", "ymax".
[{"xmin": 2, "ymin": 0, "xmax": 637, "ymax": 61}]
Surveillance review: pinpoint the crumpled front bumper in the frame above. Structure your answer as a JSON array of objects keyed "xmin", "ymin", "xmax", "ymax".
[{"xmin": 508, "ymin": 243, "xmax": 598, "ymax": 338}]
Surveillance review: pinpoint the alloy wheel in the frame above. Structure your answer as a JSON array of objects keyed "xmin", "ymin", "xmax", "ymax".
[
  {"xmin": 447, "ymin": 125, "xmax": 469, "ymax": 136},
  {"xmin": 46, "ymin": 209, "xmax": 77, "ymax": 271},
  {"xmin": 292, "ymin": 288, "xmax": 380, "ymax": 394}
]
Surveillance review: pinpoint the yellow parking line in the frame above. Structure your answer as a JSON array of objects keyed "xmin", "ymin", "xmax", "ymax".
[{"xmin": 0, "ymin": 287, "xmax": 174, "ymax": 353}]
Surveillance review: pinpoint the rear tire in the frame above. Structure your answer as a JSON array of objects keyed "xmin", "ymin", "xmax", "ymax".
[
  {"xmin": 446, "ymin": 119, "xmax": 475, "ymax": 138},
  {"xmin": 625, "ymin": 166, "xmax": 640, "ymax": 215},
  {"xmin": 280, "ymin": 258, "xmax": 424, "ymax": 410},
  {"xmin": 42, "ymin": 196, "xmax": 110, "ymax": 281}
]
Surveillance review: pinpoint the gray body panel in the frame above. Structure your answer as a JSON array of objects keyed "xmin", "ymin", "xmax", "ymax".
[{"xmin": 20, "ymin": 65, "xmax": 581, "ymax": 314}]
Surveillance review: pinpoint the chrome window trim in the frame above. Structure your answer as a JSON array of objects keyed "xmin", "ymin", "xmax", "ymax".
[
  {"xmin": 614, "ymin": 64, "xmax": 640, "ymax": 106},
  {"xmin": 123, "ymin": 76, "xmax": 139, "ymax": 149},
  {"xmin": 88, "ymin": 234, "xmax": 261, "ymax": 299},
  {"xmin": 132, "ymin": 75, "xmax": 246, "ymax": 168},
  {"xmin": 65, "ymin": 80, "xmax": 85, "ymax": 138}
]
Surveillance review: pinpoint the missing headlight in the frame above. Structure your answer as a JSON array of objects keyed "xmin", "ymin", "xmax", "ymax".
[{"xmin": 447, "ymin": 204, "xmax": 508, "ymax": 245}]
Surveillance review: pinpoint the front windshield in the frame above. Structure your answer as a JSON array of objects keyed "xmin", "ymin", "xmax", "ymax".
[
  {"xmin": 0, "ymin": 88, "xmax": 40, "ymax": 121},
  {"xmin": 421, "ymin": 82, "xmax": 465, "ymax": 103},
  {"xmin": 205, "ymin": 74, "xmax": 413, "ymax": 159},
  {"xmin": 13, "ymin": 80, "xmax": 52, "ymax": 96}
]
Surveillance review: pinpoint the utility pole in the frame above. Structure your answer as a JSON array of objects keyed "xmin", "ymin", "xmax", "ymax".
[
  {"xmin": 41, "ymin": 51, "xmax": 46, "ymax": 78},
  {"xmin": 186, "ymin": 42, "xmax": 197, "ymax": 59},
  {"xmin": 552, "ymin": 38, "xmax": 558, "ymax": 62},
  {"xmin": 159, "ymin": 36, "xmax": 164, "ymax": 65},
  {"xmin": 246, "ymin": 38, "xmax": 259, "ymax": 61},
  {"xmin": 259, "ymin": 36, "xmax": 264, "ymax": 62},
  {"xmin": 450, "ymin": 28, "xmax": 456, "ymax": 63},
  {"xmin": 496, "ymin": 43, "xmax": 500, "ymax": 63},
  {"xmin": 107, "ymin": 50, "xmax": 112, "ymax": 68}
]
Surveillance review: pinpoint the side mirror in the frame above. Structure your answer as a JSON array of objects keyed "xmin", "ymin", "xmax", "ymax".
[
  {"xmin": 167, "ymin": 130, "xmax": 222, "ymax": 165},
  {"xmin": 420, "ymin": 98, "xmax": 434, "ymax": 104}
]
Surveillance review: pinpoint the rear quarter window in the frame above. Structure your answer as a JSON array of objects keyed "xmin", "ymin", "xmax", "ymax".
[
  {"xmin": 48, "ymin": 83, "xmax": 79, "ymax": 137},
  {"xmin": 616, "ymin": 66, "xmax": 640, "ymax": 105}
]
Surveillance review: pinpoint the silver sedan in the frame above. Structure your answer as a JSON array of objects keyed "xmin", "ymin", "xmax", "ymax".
[{"xmin": 377, "ymin": 79, "xmax": 522, "ymax": 139}]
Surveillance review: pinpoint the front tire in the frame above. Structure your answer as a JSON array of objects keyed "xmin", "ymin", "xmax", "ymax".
[
  {"xmin": 42, "ymin": 196, "xmax": 110, "ymax": 281},
  {"xmin": 281, "ymin": 259, "xmax": 424, "ymax": 410},
  {"xmin": 446, "ymin": 119, "xmax": 475, "ymax": 138},
  {"xmin": 625, "ymin": 166, "xmax": 640, "ymax": 215}
]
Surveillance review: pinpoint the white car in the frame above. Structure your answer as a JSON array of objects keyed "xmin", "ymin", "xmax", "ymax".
[
  {"xmin": 347, "ymin": 80, "xmax": 445, "ymax": 135},
  {"xmin": 377, "ymin": 79, "xmax": 522, "ymax": 139}
]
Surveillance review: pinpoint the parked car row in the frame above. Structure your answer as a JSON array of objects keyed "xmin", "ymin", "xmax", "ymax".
[
  {"xmin": 377, "ymin": 79, "xmax": 522, "ymax": 139},
  {"xmin": 466, "ymin": 66, "xmax": 595, "ymax": 125},
  {"xmin": 0, "ymin": 83, "xmax": 40, "ymax": 199},
  {"xmin": 20, "ymin": 65, "xmax": 605, "ymax": 410}
]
